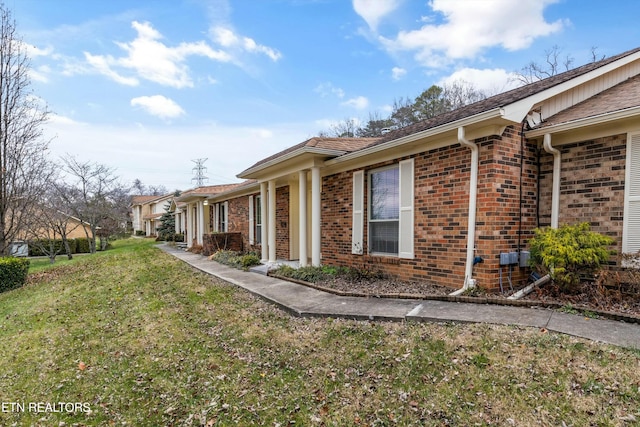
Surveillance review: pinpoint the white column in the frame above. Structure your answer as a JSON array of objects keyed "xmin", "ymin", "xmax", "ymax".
[
  {"xmin": 197, "ymin": 200, "xmax": 205, "ymax": 246},
  {"xmin": 268, "ymin": 180, "xmax": 277, "ymax": 263},
  {"xmin": 299, "ymin": 170, "xmax": 308, "ymax": 267},
  {"xmin": 311, "ymin": 166, "xmax": 321, "ymax": 266},
  {"xmin": 185, "ymin": 207, "xmax": 192, "ymax": 245},
  {"xmin": 260, "ymin": 182, "xmax": 268, "ymax": 261}
]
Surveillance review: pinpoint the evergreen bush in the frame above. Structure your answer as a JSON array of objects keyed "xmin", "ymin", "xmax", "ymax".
[
  {"xmin": 529, "ymin": 222, "xmax": 615, "ymax": 291},
  {"xmin": 74, "ymin": 238, "xmax": 91, "ymax": 254},
  {"xmin": 0, "ymin": 257, "xmax": 30, "ymax": 293}
]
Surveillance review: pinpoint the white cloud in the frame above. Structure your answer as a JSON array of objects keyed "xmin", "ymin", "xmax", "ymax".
[
  {"xmin": 30, "ymin": 65, "xmax": 51, "ymax": 83},
  {"xmin": 314, "ymin": 82, "xmax": 345, "ymax": 99},
  {"xmin": 353, "ymin": 0, "xmax": 401, "ymax": 31},
  {"xmin": 131, "ymin": 95, "xmax": 185, "ymax": 119},
  {"xmin": 84, "ymin": 52, "xmax": 139, "ymax": 86},
  {"xmin": 391, "ymin": 66, "xmax": 406, "ymax": 80},
  {"xmin": 381, "ymin": 0, "xmax": 565, "ymax": 68},
  {"xmin": 341, "ymin": 96, "xmax": 369, "ymax": 110},
  {"xmin": 42, "ymin": 118, "xmax": 312, "ymax": 191},
  {"xmin": 438, "ymin": 68, "xmax": 521, "ymax": 95},
  {"xmin": 84, "ymin": 20, "xmax": 232, "ymax": 88},
  {"xmin": 211, "ymin": 26, "xmax": 282, "ymax": 61}
]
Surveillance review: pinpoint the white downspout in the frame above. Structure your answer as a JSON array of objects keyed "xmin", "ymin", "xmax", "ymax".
[
  {"xmin": 450, "ymin": 126, "xmax": 479, "ymax": 295},
  {"xmin": 543, "ymin": 133, "xmax": 560, "ymax": 229}
]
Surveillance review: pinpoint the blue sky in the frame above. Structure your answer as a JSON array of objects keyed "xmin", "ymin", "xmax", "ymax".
[{"xmin": 11, "ymin": 0, "xmax": 640, "ymax": 191}]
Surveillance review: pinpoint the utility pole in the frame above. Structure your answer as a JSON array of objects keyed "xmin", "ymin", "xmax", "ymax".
[{"xmin": 191, "ymin": 158, "xmax": 209, "ymax": 187}]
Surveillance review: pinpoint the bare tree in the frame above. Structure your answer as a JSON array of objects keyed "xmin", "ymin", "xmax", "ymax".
[
  {"xmin": 320, "ymin": 117, "xmax": 360, "ymax": 138},
  {"xmin": 0, "ymin": 5, "xmax": 52, "ymax": 255},
  {"xmin": 356, "ymin": 111, "xmax": 394, "ymax": 137},
  {"xmin": 59, "ymin": 155, "xmax": 121, "ymax": 253},
  {"xmin": 131, "ymin": 178, "xmax": 167, "ymax": 196},
  {"xmin": 441, "ymin": 80, "xmax": 487, "ymax": 110},
  {"xmin": 390, "ymin": 96, "xmax": 416, "ymax": 128},
  {"xmin": 515, "ymin": 45, "xmax": 574, "ymax": 85}
]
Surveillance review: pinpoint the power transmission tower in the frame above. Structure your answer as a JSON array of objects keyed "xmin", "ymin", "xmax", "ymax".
[{"xmin": 191, "ymin": 158, "xmax": 209, "ymax": 187}]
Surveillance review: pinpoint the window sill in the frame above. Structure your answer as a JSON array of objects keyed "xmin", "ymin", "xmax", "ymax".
[{"xmin": 365, "ymin": 254, "xmax": 400, "ymax": 265}]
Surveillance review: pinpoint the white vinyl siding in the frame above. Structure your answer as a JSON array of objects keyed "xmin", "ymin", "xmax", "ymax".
[
  {"xmin": 623, "ymin": 131, "xmax": 640, "ymax": 253},
  {"xmin": 352, "ymin": 171, "xmax": 364, "ymax": 254}
]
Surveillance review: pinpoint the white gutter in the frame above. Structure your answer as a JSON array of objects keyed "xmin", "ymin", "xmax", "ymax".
[
  {"xmin": 526, "ymin": 105, "xmax": 640, "ymax": 138},
  {"xmin": 450, "ymin": 126, "xmax": 479, "ymax": 295},
  {"xmin": 326, "ymin": 108, "xmax": 506, "ymax": 166},
  {"xmin": 543, "ymin": 133, "xmax": 561, "ymax": 229}
]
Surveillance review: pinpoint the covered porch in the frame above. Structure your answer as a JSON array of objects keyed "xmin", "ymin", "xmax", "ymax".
[{"xmin": 237, "ymin": 137, "xmax": 379, "ymax": 267}]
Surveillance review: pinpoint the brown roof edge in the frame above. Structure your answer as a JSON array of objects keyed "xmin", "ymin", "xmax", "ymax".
[
  {"xmin": 239, "ymin": 137, "xmax": 381, "ymax": 175},
  {"xmin": 369, "ymin": 46, "xmax": 640, "ymax": 146}
]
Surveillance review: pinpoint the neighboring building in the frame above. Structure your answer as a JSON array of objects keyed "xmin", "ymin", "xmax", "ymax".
[
  {"xmin": 184, "ymin": 47, "xmax": 640, "ymax": 292},
  {"xmin": 131, "ymin": 193, "xmax": 175, "ymax": 236},
  {"xmin": 173, "ymin": 184, "xmax": 246, "ymax": 246}
]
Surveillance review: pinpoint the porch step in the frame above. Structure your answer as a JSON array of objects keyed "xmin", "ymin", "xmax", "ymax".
[{"xmin": 250, "ymin": 264, "xmax": 270, "ymax": 275}]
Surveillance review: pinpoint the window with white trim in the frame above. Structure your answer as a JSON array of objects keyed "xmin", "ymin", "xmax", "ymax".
[
  {"xmin": 369, "ymin": 166, "xmax": 400, "ymax": 255},
  {"xmin": 217, "ymin": 202, "xmax": 228, "ymax": 232},
  {"xmin": 358, "ymin": 158, "xmax": 414, "ymax": 258},
  {"xmin": 255, "ymin": 195, "xmax": 262, "ymax": 244}
]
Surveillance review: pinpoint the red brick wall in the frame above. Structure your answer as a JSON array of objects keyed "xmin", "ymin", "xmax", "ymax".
[
  {"xmin": 276, "ymin": 186, "xmax": 290, "ymax": 260},
  {"xmin": 321, "ymin": 125, "xmax": 539, "ymax": 291},
  {"xmin": 473, "ymin": 126, "xmax": 538, "ymax": 291},
  {"xmin": 221, "ymin": 187, "xmax": 290, "ymax": 259},
  {"xmin": 538, "ymin": 133, "xmax": 626, "ymax": 256},
  {"xmin": 322, "ymin": 146, "xmax": 475, "ymax": 289}
]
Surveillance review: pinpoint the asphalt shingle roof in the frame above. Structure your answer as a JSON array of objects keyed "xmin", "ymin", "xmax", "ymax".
[{"xmin": 533, "ymin": 74, "xmax": 640, "ymax": 129}]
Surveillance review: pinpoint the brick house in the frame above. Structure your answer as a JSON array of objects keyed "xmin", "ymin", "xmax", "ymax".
[{"xmin": 195, "ymin": 47, "xmax": 640, "ymax": 292}]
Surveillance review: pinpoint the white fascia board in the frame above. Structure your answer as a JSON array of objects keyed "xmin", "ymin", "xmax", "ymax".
[
  {"xmin": 237, "ymin": 147, "xmax": 347, "ymax": 179},
  {"xmin": 207, "ymin": 182, "xmax": 261, "ymax": 203},
  {"xmin": 526, "ymin": 105, "xmax": 640, "ymax": 139},
  {"xmin": 325, "ymin": 108, "xmax": 506, "ymax": 166}
]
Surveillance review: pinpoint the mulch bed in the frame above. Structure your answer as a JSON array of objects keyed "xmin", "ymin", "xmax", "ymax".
[{"xmin": 271, "ymin": 273, "xmax": 640, "ymax": 323}]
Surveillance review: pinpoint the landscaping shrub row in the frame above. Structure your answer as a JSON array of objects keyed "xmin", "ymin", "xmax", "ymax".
[
  {"xmin": 272, "ymin": 264, "xmax": 386, "ymax": 283},
  {"xmin": 28, "ymin": 238, "xmax": 93, "ymax": 256},
  {"xmin": 210, "ymin": 250, "xmax": 261, "ymax": 271},
  {"xmin": 0, "ymin": 257, "xmax": 29, "ymax": 293}
]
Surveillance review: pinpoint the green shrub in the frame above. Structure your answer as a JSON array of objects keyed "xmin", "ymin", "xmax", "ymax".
[
  {"xmin": 211, "ymin": 250, "xmax": 262, "ymax": 271},
  {"xmin": 529, "ymin": 222, "xmax": 615, "ymax": 291},
  {"xmin": 0, "ymin": 257, "xmax": 30, "ymax": 293},
  {"xmin": 28, "ymin": 239, "xmax": 63, "ymax": 257},
  {"xmin": 240, "ymin": 253, "xmax": 261, "ymax": 269},
  {"xmin": 135, "ymin": 230, "xmax": 145, "ymax": 236},
  {"xmin": 74, "ymin": 238, "xmax": 91, "ymax": 254},
  {"xmin": 271, "ymin": 264, "xmax": 383, "ymax": 284}
]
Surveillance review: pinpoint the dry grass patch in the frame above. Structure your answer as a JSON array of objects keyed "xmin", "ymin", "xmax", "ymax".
[{"xmin": 0, "ymin": 239, "xmax": 638, "ymax": 426}]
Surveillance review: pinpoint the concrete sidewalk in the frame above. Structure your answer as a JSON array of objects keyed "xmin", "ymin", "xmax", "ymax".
[{"xmin": 159, "ymin": 244, "xmax": 640, "ymax": 350}]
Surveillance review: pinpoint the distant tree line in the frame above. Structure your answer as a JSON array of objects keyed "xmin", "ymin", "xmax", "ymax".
[{"xmin": 320, "ymin": 46, "xmax": 604, "ymax": 138}]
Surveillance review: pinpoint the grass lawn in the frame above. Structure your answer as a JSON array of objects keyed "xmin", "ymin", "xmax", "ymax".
[{"xmin": 0, "ymin": 238, "xmax": 639, "ymax": 426}]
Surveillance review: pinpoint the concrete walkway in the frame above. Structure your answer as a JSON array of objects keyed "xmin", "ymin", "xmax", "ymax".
[{"xmin": 159, "ymin": 244, "xmax": 640, "ymax": 350}]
